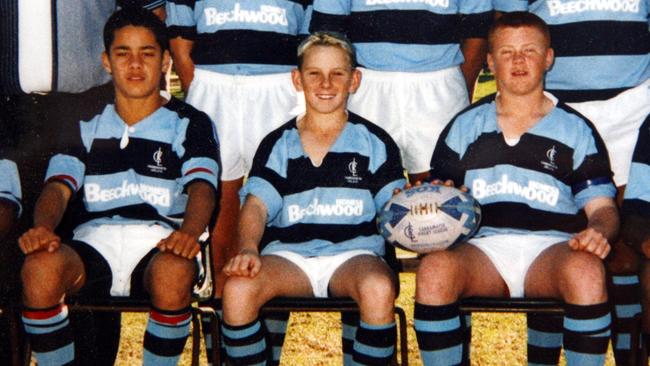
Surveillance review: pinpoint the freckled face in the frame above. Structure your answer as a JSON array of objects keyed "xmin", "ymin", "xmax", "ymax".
[
  {"xmin": 292, "ymin": 45, "xmax": 361, "ymax": 115},
  {"xmin": 487, "ymin": 26, "xmax": 553, "ymax": 96}
]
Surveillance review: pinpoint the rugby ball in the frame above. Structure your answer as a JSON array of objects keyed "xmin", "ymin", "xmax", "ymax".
[{"xmin": 377, "ymin": 184, "xmax": 481, "ymax": 253}]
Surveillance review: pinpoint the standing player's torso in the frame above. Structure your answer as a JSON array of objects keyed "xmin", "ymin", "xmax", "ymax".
[
  {"xmin": 188, "ymin": 0, "xmax": 310, "ymax": 74},
  {"xmin": 529, "ymin": 0, "xmax": 650, "ymax": 100},
  {"xmin": 312, "ymin": 0, "xmax": 491, "ymax": 72}
]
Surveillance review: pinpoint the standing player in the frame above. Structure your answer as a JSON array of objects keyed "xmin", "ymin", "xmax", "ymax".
[
  {"xmin": 622, "ymin": 114, "xmax": 650, "ymax": 363},
  {"xmin": 493, "ymin": 2, "xmax": 650, "ymax": 363},
  {"xmin": 221, "ymin": 31, "xmax": 406, "ymax": 366},
  {"xmin": 19, "ymin": 8, "xmax": 219, "ymax": 366},
  {"xmin": 310, "ymin": 0, "xmax": 493, "ymax": 183},
  {"xmin": 416, "ymin": 12, "xmax": 618, "ymax": 366},
  {"xmin": 0, "ymin": 159, "xmax": 21, "ymax": 241},
  {"xmin": 0, "ymin": 158, "xmax": 20, "ymax": 364}
]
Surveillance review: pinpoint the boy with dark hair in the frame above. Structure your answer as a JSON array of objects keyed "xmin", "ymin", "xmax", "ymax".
[{"xmin": 19, "ymin": 7, "xmax": 220, "ymax": 365}]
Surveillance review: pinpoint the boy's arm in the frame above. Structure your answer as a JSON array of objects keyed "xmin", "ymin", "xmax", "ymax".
[
  {"xmin": 19, "ymin": 181, "xmax": 72, "ymax": 254},
  {"xmin": 223, "ymin": 194, "xmax": 268, "ymax": 278},
  {"xmin": 157, "ymin": 180, "xmax": 215, "ymax": 259}
]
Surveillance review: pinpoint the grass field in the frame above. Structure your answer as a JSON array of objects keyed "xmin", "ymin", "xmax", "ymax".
[
  {"xmin": 109, "ymin": 73, "xmax": 619, "ymax": 365},
  {"xmin": 116, "ymin": 272, "xmax": 616, "ymax": 365}
]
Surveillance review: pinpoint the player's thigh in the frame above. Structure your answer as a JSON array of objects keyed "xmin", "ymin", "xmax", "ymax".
[
  {"xmin": 328, "ymin": 254, "xmax": 397, "ymax": 301},
  {"xmin": 224, "ymin": 254, "xmax": 313, "ymax": 303},
  {"xmin": 525, "ymin": 242, "xmax": 606, "ymax": 300},
  {"xmin": 22, "ymin": 242, "xmax": 87, "ymax": 294},
  {"xmin": 417, "ymin": 243, "xmax": 508, "ymax": 301}
]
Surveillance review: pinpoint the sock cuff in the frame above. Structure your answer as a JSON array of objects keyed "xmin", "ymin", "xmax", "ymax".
[
  {"xmin": 414, "ymin": 301, "xmax": 460, "ymax": 321},
  {"xmin": 22, "ymin": 304, "xmax": 67, "ymax": 320},
  {"xmin": 359, "ymin": 320, "xmax": 396, "ymax": 330},
  {"xmin": 564, "ymin": 302, "xmax": 610, "ymax": 319},
  {"xmin": 150, "ymin": 307, "xmax": 191, "ymax": 325}
]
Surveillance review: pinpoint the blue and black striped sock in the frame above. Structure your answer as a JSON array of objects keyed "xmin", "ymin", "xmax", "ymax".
[
  {"xmin": 222, "ymin": 318, "xmax": 268, "ymax": 366},
  {"xmin": 264, "ymin": 311, "xmax": 289, "ymax": 365},
  {"xmin": 143, "ymin": 306, "xmax": 192, "ymax": 365},
  {"xmin": 563, "ymin": 302, "xmax": 611, "ymax": 366},
  {"xmin": 342, "ymin": 311, "xmax": 359, "ymax": 365},
  {"xmin": 609, "ymin": 274, "xmax": 642, "ymax": 365},
  {"xmin": 527, "ymin": 313, "xmax": 563, "ymax": 366},
  {"xmin": 353, "ymin": 320, "xmax": 396, "ymax": 365},
  {"xmin": 22, "ymin": 304, "xmax": 74, "ymax": 366},
  {"xmin": 414, "ymin": 302, "xmax": 463, "ymax": 366},
  {"xmin": 461, "ymin": 314, "xmax": 471, "ymax": 365}
]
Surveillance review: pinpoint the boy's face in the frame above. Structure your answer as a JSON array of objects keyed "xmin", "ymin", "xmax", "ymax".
[
  {"xmin": 487, "ymin": 26, "xmax": 553, "ymax": 97},
  {"xmin": 102, "ymin": 25, "xmax": 170, "ymax": 100},
  {"xmin": 292, "ymin": 45, "xmax": 361, "ymax": 115}
]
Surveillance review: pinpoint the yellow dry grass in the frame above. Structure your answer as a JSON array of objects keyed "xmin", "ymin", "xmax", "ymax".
[{"xmin": 117, "ymin": 272, "xmax": 616, "ymax": 365}]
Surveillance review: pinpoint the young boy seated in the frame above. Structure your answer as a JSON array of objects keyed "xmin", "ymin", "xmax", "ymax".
[
  {"xmin": 415, "ymin": 12, "xmax": 618, "ymax": 366},
  {"xmin": 221, "ymin": 32, "xmax": 406, "ymax": 365},
  {"xmin": 19, "ymin": 7, "xmax": 219, "ymax": 366}
]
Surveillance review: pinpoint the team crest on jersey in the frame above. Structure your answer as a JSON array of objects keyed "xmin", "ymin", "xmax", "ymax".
[
  {"xmin": 541, "ymin": 145, "xmax": 559, "ymax": 171},
  {"xmin": 345, "ymin": 158, "xmax": 363, "ymax": 184},
  {"xmin": 148, "ymin": 147, "xmax": 167, "ymax": 174}
]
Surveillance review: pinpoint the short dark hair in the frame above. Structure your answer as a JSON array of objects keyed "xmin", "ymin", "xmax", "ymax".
[
  {"xmin": 297, "ymin": 31, "xmax": 357, "ymax": 70},
  {"xmin": 103, "ymin": 7, "xmax": 169, "ymax": 53},
  {"xmin": 488, "ymin": 12, "xmax": 551, "ymax": 52}
]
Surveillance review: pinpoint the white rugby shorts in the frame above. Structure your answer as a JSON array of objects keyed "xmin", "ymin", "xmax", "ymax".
[
  {"xmin": 186, "ymin": 68, "xmax": 304, "ymax": 181},
  {"xmin": 348, "ymin": 66, "xmax": 469, "ymax": 175},
  {"xmin": 269, "ymin": 249, "xmax": 376, "ymax": 298},
  {"xmin": 469, "ymin": 234, "xmax": 570, "ymax": 298},
  {"xmin": 73, "ymin": 224, "xmax": 173, "ymax": 296},
  {"xmin": 567, "ymin": 78, "xmax": 650, "ymax": 186}
]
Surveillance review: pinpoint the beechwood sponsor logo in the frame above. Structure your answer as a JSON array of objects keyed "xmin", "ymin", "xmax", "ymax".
[
  {"xmin": 85, "ymin": 181, "xmax": 171, "ymax": 207},
  {"xmin": 547, "ymin": 0, "xmax": 640, "ymax": 16},
  {"xmin": 472, "ymin": 175, "xmax": 560, "ymax": 206},
  {"xmin": 366, "ymin": 0, "xmax": 449, "ymax": 6},
  {"xmin": 204, "ymin": 4, "xmax": 288, "ymax": 26},
  {"xmin": 287, "ymin": 199, "xmax": 364, "ymax": 222}
]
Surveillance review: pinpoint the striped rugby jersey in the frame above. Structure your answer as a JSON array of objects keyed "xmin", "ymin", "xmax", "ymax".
[
  {"xmin": 241, "ymin": 112, "xmax": 406, "ymax": 257},
  {"xmin": 45, "ymin": 97, "xmax": 220, "ymax": 231},
  {"xmin": 493, "ymin": 0, "xmax": 650, "ymax": 102},
  {"xmin": 310, "ymin": 0, "xmax": 493, "ymax": 72},
  {"xmin": 430, "ymin": 93, "xmax": 616, "ymax": 238},
  {"xmin": 0, "ymin": 159, "xmax": 22, "ymax": 217},
  {"xmin": 622, "ymin": 114, "xmax": 650, "ymax": 217},
  {"xmin": 166, "ymin": 0, "xmax": 312, "ymax": 75}
]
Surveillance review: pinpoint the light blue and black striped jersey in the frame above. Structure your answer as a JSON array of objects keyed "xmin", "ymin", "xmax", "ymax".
[
  {"xmin": 430, "ymin": 93, "xmax": 615, "ymax": 238},
  {"xmin": 166, "ymin": 0, "xmax": 312, "ymax": 75},
  {"xmin": 309, "ymin": 0, "xmax": 493, "ymax": 72},
  {"xmin": 0, "ymin": 159, "xmax": 22, "ymax": 217},
  {"xmin": 45, "ymin": 97, "xmax": 220, "ymax": 231},
  {"xmin": 622, "ymin": 114, "xmax": 650, "ymax": 218},
  {"xmin": 241, "ymin": 112, "xmax": 406, "ymax": 257},
  {"xmin": 493, "ymin": 0, "xmax": 650, "ymax": 102}
]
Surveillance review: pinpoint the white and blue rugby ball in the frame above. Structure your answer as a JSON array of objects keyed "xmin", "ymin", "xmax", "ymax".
[{"xmin": 378, "ymin": 184, "xmax": 481, "ymax": 253}]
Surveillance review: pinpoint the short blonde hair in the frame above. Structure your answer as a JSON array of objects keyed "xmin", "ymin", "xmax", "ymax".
[{"xmin": 297, "ymin": 31, "xmax": 357, "ymax": 70}]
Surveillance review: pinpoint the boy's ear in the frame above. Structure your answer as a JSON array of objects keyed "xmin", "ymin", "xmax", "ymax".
[
  {"xmin": 348, "ymin": 68, "xmax": 361, "ymax": 93},
  {"xmin": 101, "ymin": 51, "xmax": 112, "ymax": 74},
  {"xmin": 162, "ymin": 50, "xmax": 171, "ymax": 73},
  {"xmin": 291, "ymin": 68, "xmax": 304, "ymax": 92}
]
